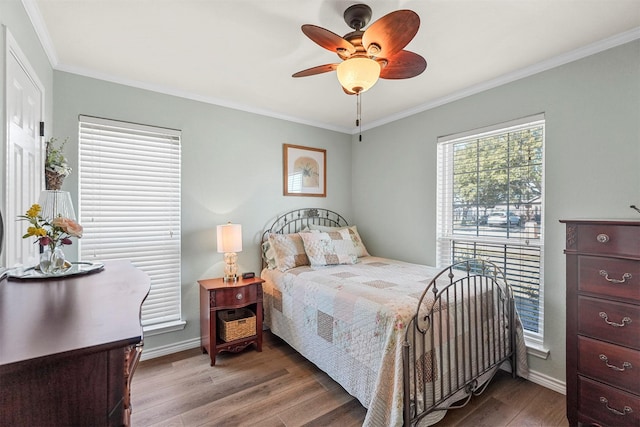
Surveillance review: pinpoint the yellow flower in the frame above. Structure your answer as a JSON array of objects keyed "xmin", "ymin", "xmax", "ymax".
[
  {"xmin": 26, "ymin": 226, "xmax": 47, "ymax": 237},
  {"xmin": 26, "ymin": 204, "xmax": 41, "ymax": 219}
]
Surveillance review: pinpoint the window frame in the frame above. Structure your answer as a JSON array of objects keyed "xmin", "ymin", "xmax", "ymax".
[
  {"xmin": 78, "ymin": 115, "xmax": 184, "ymax": 336},
  {"xmin": 436, "ymin": 114, "xmax": 545, "ymax": 348}
]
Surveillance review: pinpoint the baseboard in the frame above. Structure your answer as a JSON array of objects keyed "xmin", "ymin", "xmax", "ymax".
[
  {"xmin": 140, "ymin": 336, "xmax": 567, "ymax": 396},
  {"xmin": 140, "ymin": 337, "xmax": 201, "ymax": 361},
  {"xmin": 526, "ymin": 368, "xmax": 566, "ymax": 395}
]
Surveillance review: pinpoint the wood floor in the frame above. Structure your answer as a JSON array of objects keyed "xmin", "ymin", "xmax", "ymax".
[{"xmin": 131, "ymin": 331, "xmax": 568, "ymax": 427}]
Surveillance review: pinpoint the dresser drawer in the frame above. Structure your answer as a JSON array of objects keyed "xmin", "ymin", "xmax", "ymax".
[
  {"xmin": 578, "ymin": 336, "xmax": 640, "ymax": 393},
  {"xmin": 579, "ymin": 256, "xmax": 640, "ymax": 302},
  {"xmin": 575, "ymin": 224, "xmax": 640, "ymax": 257},
  {"xmin": 578, "ymin": 296, "xmax": 640, "ymax": 349},
  {"xmin": 578, "ymin": 376, "xmax": 639, "ymax": 427}
]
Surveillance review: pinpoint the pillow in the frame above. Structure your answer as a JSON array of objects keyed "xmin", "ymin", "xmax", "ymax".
[
  {"xmin": 299, "ymin": 229, "xmax": 357, "ymax": 267},
  {"xmin": 261, "ymin": 241, "xmax": 277, "ymax": 269},
  {"xmin": 267, "ymin": 233, "xmax": 309, "ymax": 271},
  {"xmin": 308, "ymin": 224, "xmax": 370, "ymax": 257}
]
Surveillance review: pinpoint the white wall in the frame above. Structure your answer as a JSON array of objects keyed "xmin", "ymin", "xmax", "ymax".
[{"xmin": 352, "ymin": 40, "xmax": 640, "ymax": 384}]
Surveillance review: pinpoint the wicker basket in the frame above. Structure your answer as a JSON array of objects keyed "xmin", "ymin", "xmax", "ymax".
[
  {"xmin": 45, "ymin": 169, "xmax": 65, "ymax": 190},
  {"xmin": 217, "ymin": 308, "xmax": 256, "ymax": 342}
]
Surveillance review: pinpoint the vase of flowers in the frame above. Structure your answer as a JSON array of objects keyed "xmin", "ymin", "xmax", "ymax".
[
  {"xmin": 45, "ymin": 137, "xmax": 72, "ymax": 190},
  {"xmin": 19, "ymin": 203, "xmax": 83, "ymax": 274}
]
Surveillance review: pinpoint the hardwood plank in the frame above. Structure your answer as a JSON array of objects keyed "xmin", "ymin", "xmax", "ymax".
[{"xmin": 131, "ymin": 331, "xmax": 568, "ymax": 427}]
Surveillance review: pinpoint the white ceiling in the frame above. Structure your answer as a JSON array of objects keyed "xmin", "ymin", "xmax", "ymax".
[{"xmin": 26, "ymin": 0, "xmax": 640, "ymax": 133}]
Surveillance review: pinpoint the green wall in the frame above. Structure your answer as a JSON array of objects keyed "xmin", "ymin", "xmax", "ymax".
[
  {"xmin": 3, "ymin": 0, "xmax": 640, "ymax": 391},
  {"xmin": 351, "ymin": 40, "xmax": 640, "ymax": 384}
]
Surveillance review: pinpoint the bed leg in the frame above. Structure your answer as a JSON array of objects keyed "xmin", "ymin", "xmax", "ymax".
[{"xmin": 403, "ymin": 341, "xmax": 411, "ymax": 427}]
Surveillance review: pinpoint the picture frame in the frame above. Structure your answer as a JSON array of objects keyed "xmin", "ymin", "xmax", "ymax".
[{"xmin": 283, "ymin": 144, "xmax": 326, "ymax": 197}]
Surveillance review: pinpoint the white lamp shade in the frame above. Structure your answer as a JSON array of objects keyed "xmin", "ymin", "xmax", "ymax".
[
  {"xmin": 336, "ymin": 57, "xmax": 381, "ymax": 94},
  {"xmin": 38, "ymin": 190, "xmax": 76, "ymax": 220},
  {"xmin": 216, "ymin": 223, "xmax": 242, "ymax": 253}
]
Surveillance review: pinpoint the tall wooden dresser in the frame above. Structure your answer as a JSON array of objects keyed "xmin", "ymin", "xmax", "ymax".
[{"xmin": 561, "ymin": 220, "xmax": 640, "ymax": 427}]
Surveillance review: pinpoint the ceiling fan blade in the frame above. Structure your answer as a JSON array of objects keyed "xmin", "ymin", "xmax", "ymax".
[
  {"xmin": 379, "ymin": 50, "xmax": 427, "ymax": 79},
  {"xmin": 301, "ymin": 24, "xmax": 356, "ymax": 56},
  {"xmin": 292, "ymin": 63, "xmax": 339, "ymax": 78},
  {"xmin": 362, "ymin": 10, "xmax": 419, "ymax": 59}
]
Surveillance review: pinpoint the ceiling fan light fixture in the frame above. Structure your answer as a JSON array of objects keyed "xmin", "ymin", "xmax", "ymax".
[{"xmin": 336, "ymin": 57, "xmax": 381, "ymax": 94}]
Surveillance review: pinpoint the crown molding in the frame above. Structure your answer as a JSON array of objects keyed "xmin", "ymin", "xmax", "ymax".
[
  {"xmin": 361, "ymin": 26, "xmax": 640, "ymax": 133},
  {"xmin": 21, "ymin": 0, "xmax": 58, "ymax": 67},
  {"xmin": 21, "ymin": 0, "xmax": 639, "ymax": 135}
]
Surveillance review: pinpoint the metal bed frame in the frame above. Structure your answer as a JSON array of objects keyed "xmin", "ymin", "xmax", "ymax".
[{"xmin": 261, "ymin": 208, "xmax": 518, "ymax": 426}]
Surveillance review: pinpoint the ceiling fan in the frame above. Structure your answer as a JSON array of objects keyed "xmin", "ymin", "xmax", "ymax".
[{"xmin": 293, "ymin": 3, "xmax": 427, "ymax": 95}]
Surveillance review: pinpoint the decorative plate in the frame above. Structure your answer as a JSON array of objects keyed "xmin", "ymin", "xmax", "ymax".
[{"xmin": 6, "ymin": 262, "xmax": 105, "ymax": 281}]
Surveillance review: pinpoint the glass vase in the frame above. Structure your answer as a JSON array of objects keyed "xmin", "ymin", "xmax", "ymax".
[{"xmin": 40, "ymin": 245, "xmax": 66, "ymax": 274}]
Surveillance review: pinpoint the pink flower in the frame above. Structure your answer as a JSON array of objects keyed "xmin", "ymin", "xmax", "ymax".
[
  {"xmin": 39, "ymin": 236, "xmax": 52, "ymax": 246},
  {"xmin": 52, "ymin": 217, "xmax": 83, "ymax": 238}
]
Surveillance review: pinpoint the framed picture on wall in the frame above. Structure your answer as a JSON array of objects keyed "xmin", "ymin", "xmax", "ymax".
[{"xmin": 283, "ymin": 144, "xmax": 326, "ymax": 197}]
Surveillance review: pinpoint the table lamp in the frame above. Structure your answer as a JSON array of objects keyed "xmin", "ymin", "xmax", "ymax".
[
  {"xmin": 38, "ymin": 190, "xmax": 76, "ymax": 220},
  {"xmin": 217, "ymin": 223, "xmax": 242, "ymax": 282}
]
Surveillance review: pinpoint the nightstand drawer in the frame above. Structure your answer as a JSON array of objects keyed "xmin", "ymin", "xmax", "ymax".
[
  {"xmin": 213, "ymin": 284, "xmax": 259, "ymax": 307},
  {"xmin": 578, "ymin": 336, "xmax": 640, "ymax": 393},
  {"xmin": 578, "ymin": 376, "xmax": 639, "ymax": 427},
  {"xmin": 578, "ymin": 256, "xmax": 640, "ymax": 302},
  {"xmin": 575, "ymin": 224, "xmax": 640, "ymax": 257},
  {"xmin": 578, "ymin": 296, "xmax": 640, "ymax": 349}
]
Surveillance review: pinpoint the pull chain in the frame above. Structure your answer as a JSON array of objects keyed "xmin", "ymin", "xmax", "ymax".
[{"xmin": 356, "ymin": 92, "xmax": 363, "ymax": 142}]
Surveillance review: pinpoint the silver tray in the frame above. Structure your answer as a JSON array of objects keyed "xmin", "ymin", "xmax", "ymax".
[{"xmin": 6, "ymin": 262, "xmax": 105, "ymax": 281}]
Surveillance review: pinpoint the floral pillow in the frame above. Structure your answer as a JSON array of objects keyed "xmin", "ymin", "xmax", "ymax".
[
  {"xmin": 267, "ymin": 233, "xmax": 309, "ymax": 271},
  {"xmin": 308, "ymin": 224, "xmax": 370, "ymax": 257},
  {"xmin": 299, "ymin": 229, "xmax": 357, "ymax": 267}
]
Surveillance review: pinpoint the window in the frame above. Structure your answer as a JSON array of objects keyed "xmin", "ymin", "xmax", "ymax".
[
  {"xmin": 79, "ymin": 116, "xmax": 183, "ymax": 335},
  {"xmin": 436, "ymin": 114, "xmax": 545, "ymax": 346}
]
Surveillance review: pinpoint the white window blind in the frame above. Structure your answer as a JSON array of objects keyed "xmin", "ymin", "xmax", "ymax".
[
  {"xmin": 79, "ymin": 116, "xmax": 183, "ymax": 334},
  {"xmin": 436, "ymin": 114, "xmax": 545, "ymax": 346}
]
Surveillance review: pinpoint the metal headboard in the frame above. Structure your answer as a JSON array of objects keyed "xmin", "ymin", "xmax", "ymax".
[{"xmin": 261, "ymin": 208, "xmax": 349, "ymax": 243}]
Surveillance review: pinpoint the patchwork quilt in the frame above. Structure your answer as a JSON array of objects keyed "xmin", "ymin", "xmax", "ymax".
[{"xmin": 261, "ymin": 256, "xmax": 528, "ymax": 426}]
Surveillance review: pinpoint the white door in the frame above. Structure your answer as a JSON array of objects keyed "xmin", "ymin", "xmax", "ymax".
[{"xmin": 5, "ymin": 33, "xmax": 44, "ymax": 268}]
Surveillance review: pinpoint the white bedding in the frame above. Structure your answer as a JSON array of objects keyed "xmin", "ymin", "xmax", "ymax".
[{"xmin": 261, "ymin": 256, "xmax": 528, "ymax": 426}]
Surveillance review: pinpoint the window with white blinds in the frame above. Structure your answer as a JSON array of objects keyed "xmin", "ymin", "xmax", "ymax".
[
  {"xmin": 436, "ymin": 114, "xmax": 545, "ymax": 346},
  {"xmin": 78, "ymin": 116, "xmax": 183, "ymax": 334}
]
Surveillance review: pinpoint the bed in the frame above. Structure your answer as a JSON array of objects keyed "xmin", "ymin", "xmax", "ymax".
[{"xmin": 260, "ymin": 208, "xmax": 528, "ymax": 426}]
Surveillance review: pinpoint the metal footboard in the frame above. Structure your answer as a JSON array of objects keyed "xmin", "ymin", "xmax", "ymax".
[{"xmin": 402, "ymin": 259, "xmax": 517, "ymax": 426}]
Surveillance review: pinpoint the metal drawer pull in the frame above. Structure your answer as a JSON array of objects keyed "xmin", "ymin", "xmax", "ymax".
[
  {"xmin": 596, "ymin": 233, "xmax": 610, "ymax": 243},
  {"xmin": 599, "ymin": 397, "xmax": 633, "ymax": 416},
  {"xmin": 599, "ymin": 312, "xmax": 632, "ymax": 327},
  {"xmin": 599, "ymin": 354, "xmax": 633, "ymax": 371},
  {"xmin": 599, "ymin": 270, "xmax": 632, "ymax": 284},
  {"xmin": 236, "ymin": 293, "xmax": 243, "ymax": 300}
]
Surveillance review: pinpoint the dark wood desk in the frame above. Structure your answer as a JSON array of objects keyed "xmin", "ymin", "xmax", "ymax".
[{"xmin": 0, "ymin": 260, "xmax": 150, "ymax": 426}]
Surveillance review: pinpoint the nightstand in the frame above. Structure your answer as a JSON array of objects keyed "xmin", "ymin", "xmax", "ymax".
[{"xmin": 198, "ymin": 276, "xmax": 265, "ymax": 366}]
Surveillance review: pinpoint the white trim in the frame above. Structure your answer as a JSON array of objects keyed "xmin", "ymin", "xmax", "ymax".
[
  {"xmin": 363, "ymin": 27, "xmax": 640, "ymax": 132},
  {"xmin": 526, "ymin": 368, "xmax": 566, "ymax": 395},
  {"xmin": 140, "ymin": 336, "xmax": 200, "ymax": 361},
  {"xmin": 526, "ymin": 343, "xmax": 550, "ymax": 360},
  {"xmin": 20, "ymin": 0, "xmax": 640, "ymax": 134},
  {"xmin": 143, "ymin": 320, "xmax": 187, "ymax": 337},
  {"xmin": 20, "ymin": 0, "xmax": 58, "ymax": 67}
]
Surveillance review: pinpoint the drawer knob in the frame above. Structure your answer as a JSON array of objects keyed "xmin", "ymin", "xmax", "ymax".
[
  {"xmin": 599, "ymin": 270, "xmax": 632, "ymax": 284},
  {"xmin": 599, "ymin": 397, "xmax": 633, "ymax": 416},
  {"xmin": 236, "ymin": 293, "xmax": 243, "ymax": 300},
  {"xmin": 596, "ymin": 233, "xmax": 610, "ymax": 243},
  {"xmin": 599, "ymin": 311, "xmax": 632, "ymax": 328},
  {"xmin": 599, "ymin": 354, "xmax": 633, "ymax": 372}
]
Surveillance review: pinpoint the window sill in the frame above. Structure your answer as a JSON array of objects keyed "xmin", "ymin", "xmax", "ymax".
[
  {"xmin": 143, "ymin": 320, "xmax": 187, "ymax": 337},
  {"xmin": 526, "ymin": 341, "xmax": 550, "ymax": 359}
]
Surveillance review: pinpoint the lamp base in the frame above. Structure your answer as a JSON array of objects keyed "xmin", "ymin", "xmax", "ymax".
[{"xmin": 223, "ymin": 274, "xmax": 238, "ymax": 283}]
